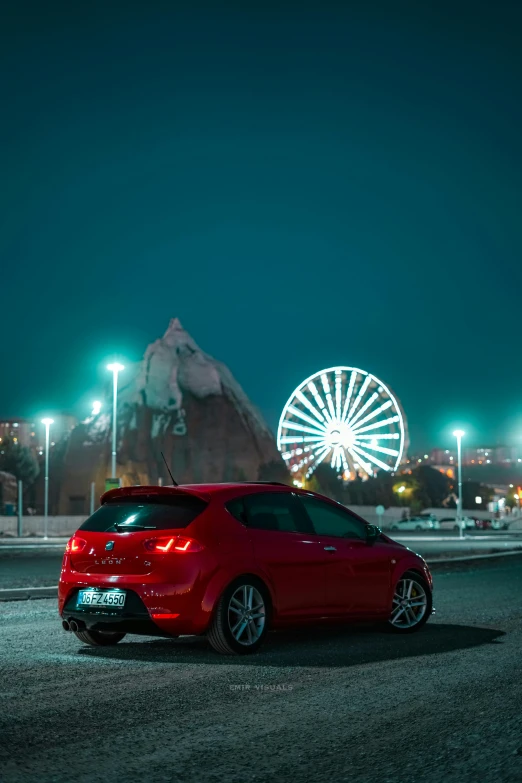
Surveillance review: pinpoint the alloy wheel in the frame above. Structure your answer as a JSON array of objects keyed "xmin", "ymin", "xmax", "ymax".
[
  {"xmin": 227, "ymin": 585, "xmax": 266, "ymax": 646},
  {"xmin": 389, "ymin": 577, "xmax": 427, "ymax": 629}
]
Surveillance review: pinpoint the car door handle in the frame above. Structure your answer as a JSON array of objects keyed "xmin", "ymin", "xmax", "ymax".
[{"xmin": 324, "ymin": 546, "xmax": 337, "ymax": 552}]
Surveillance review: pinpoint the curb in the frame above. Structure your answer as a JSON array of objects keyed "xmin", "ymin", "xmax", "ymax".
[
  {"xmin": 0, "ymin": 544, "xmax": 66, "ymax": 551},
  {"xmin": 427, "ymin": 550, "xmax": 522, "ymax": 565},
  {"xmin": 0, "ymin": 586, "xmax": 58, "ymax": 601}
]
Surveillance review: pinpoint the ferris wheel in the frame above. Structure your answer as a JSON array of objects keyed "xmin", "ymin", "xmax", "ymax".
[{"xmin": 277, "ymin": 366, "xmax": 408, "ymax": 480}]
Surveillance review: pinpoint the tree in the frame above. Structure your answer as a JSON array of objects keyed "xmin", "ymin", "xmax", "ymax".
[
  {"xmin": 0, "ymin": 437, "xmax": 39, "ymax": 486},
  {"xmin": 257, "ymin": 459, "xmax": 292, "ymax": 486},
  {"xmin": 311, "ymin": 464, "xmax": 346, "ymax": 502},
  {"xmin": 411, "ymin": 465, "xmax": 452, "ymax": 508},
  {"xmin": 461, "ymin": 481, "xmax": 494, "ymax": 511}
]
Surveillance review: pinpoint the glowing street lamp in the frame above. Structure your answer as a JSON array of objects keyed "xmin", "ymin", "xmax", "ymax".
[
  {"xmin": 41, "ymin": 418, "xmax": 54, "ymax": 539},
  {"xmin": 107, "ymin": 363, "xmax": 124, "ymax": 478},
  {"xmin": 453, "ymin": 430, "xmax": 465, "ymax": 538},
  {"xmin": 91, "ymin": 400, "xmax": 102, "ymax": 416}
]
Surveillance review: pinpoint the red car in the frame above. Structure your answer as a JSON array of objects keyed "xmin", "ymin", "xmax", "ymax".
[{"xmin": 59, "ymin": 483, "xmax": 433, "ymax": 654}]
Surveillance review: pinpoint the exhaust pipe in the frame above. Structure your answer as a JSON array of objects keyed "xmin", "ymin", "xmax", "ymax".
[
  {"xmin": 62, "ymin": 619, "xmax": 70, "ymax": 632},
  {"xmin": 69, "ymin": 620, "xmax": 79, "ymax": 632}
]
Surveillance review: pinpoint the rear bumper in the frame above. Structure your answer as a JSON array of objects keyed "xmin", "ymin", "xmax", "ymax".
[
  {"xmin": 62, "ymin": 588, "xmax": 168, "ymax": 636},
  {"xmin": 59, "ymin": 575, "xmax": 212, "ymax": 636}
]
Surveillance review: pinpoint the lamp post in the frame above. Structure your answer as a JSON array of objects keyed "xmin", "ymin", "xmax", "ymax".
[
  {"xmin": 41, "ymin": 418, "xmax": 54, "ymax": 539},
  {"xmin": 107, "ymin": 363, "xmax": 124, "ymax": 479},
  {"xmin": 453, "ymin": 429, "xmax": 465, "ymax": 539}
]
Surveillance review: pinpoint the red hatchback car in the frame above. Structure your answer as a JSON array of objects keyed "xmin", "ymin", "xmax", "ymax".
[{"xmin": 59, "ymin": 482, "xmax": 433, "ymax": 654}]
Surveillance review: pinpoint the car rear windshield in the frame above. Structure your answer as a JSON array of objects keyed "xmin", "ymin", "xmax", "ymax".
[{"xmin": 79, "ymin": 495, "xmax": 207, "ymax": 532}]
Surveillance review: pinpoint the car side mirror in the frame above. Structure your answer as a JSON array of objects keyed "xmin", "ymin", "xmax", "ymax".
[{"xmin": 366, "ymin": 524, "xmax": 381, "ymax": 545}]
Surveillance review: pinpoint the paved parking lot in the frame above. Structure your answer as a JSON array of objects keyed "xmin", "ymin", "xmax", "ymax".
[{"xmin": 1, "ymin": 556, "xmax": 521, "ymax": 783}]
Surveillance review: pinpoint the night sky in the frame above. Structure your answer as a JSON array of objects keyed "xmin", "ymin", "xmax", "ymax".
[{"xmin": 2, "ymin": 1, "xmax": 522, "ymax": 450}]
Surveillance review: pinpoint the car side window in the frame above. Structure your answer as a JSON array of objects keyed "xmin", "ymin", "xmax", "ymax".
[
  {"xmin": 225, "ymin": 497, "xmax": 247, "ymax": 525},
  {"xmin": 243, "ymin": 492, "xmax": 308, "ymax": 533},
  {"xmin": 298, "ymin": 495, "xmax": 366, "ymax": 540}
]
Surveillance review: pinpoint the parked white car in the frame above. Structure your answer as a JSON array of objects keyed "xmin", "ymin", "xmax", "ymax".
[
  {"xmin": 491, "ymin": 518, "xmax": 511, "ymax": 530},
  {"xmin": 438, "ymin": 516, "xmax": 476, "ymax": 531},
  {"xmin": 389, "ymin": 516, "xmax": 440, "ymax": 532}
]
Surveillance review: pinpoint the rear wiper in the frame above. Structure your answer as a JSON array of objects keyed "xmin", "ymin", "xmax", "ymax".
[{"xmin": 113, "ymin": 523, "xmax": 156, "ymax": 532}]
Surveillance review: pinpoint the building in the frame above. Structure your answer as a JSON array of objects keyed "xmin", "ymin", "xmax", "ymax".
[
  {"xmin": 0, "ymin": 418, "xmax": 34, "ymax": 448},
  {"xmin": 427, "ymin": 446, "xmax": 522, "ymax": 468},
  {"xmin": 0, "ymin": 415, "xmax": 77, "ymax": 456}
]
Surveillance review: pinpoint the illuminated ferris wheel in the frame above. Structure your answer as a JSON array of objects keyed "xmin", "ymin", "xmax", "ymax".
[{"xmin": 277, "ymin": 367, "xmax": 408, "ymax": 480}]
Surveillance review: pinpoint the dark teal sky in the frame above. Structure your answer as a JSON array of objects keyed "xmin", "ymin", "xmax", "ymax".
[{"xmin": 2, "ymin": 1, "xmax": 522, "ymax": 450}]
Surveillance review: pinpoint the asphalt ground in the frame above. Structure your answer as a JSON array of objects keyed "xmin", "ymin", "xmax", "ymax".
[{"xmin": 1, "ymin": 556, "xmax": 521, "ymax": 783}]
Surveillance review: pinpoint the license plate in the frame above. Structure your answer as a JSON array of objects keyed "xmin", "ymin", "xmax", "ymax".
[{"xmin": 77, "ymin": 590, "xmax": 126, "ymax": 608}]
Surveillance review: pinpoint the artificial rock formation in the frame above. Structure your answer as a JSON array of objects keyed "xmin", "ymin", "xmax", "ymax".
[{"xmin": 57, "ymin": 319, "xmax": 284, "ymax": 514}]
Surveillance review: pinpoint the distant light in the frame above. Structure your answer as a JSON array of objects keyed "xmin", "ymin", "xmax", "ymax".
[
  {"xmin": 424, "ymin": 454, "xmax": 428, "ymax": 459},
  {"xmin": 41, "ymin": 418, "xmax": 54, "ymax": 427},
  {"xmin": 475, "ymin": 496, "xmax": 482, "ymax": 504},
  {"xmin": 13, "ymin": 422, "xmax": 19, "ymax": 428},
  {"xmin": 397, "ymin": 485, "xmax": 406, "ymax": 493},
  {"xmin": 449, "ymin": 456, "xmax": 454, "ymax": 460},
  {"xmin": 510, "ymin": 484, "xmax": 514, "ymax": 488},
  {"xmin": 418, "ymin": 458, "xmax": 422, "ymax": 463},
  {"xmin": 107, "ymin": 362, "xmax": 124, "ymax": 373},
  {"xmin": 453, "ymin": 430, "xmax": 465, "ymax": 438},
  {"xmin": 92, "ymin": 400, "xmax": 102, "ymax": 416},
  {"xmin": 514, "ymin": 494, "xmax": 519, "ymax": 500}
]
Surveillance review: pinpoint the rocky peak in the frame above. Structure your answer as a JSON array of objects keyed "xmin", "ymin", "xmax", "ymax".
[{"xmin": 59, "ymin": 318, "xmax": 284, "ymax": 508}]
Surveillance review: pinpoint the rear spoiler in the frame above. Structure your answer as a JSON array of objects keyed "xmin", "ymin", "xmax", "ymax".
[{"xmin": 100, "ymin": 485, "xmax": 212, "ymax": 505}]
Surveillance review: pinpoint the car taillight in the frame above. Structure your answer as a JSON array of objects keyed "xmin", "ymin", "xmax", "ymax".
[
  {"xmin": 65, "ymin": 536, "xmax": 87, "ymax": 553},
  {"xmin": 143, "ymin": 536, "xmax": 204, "ymax": 553}
]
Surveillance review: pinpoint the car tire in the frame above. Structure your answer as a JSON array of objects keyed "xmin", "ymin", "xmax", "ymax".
[
  {"xmin": 73, "ymin": 629, "xmax": 126, "ymax": 646},
  {"xmin": 387, "ymin": 570, "xmax": 432, "ymax": 634},
  {"xmin": 453, "ymin": 525, "xmax": 460, "ymax": 532},
  {"xmin": 415, "ymin": 525, "xmax": 422, "ymax": 531},
  {"xmin": 207, "ymin": 576, "xmax": 270, "ymax": 655},
  {"xmin": 391, "ymin": 525, "xmax": 399, "ymax": 531}
]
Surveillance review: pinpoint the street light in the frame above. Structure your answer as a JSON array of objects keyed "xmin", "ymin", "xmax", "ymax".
[
  {"xmin": 91, "ymin": 400, "xmax": 102, "ymax": 416},
  {"xmin": 107, "ymin": 363, "xmax": 124, "ymax": 479},
  {"xmin": 453, "ymin": 429, "xmax": 465, "ymax": 539},
  {"xmin": 41, "ymin": 418, "xmax": 54, "ymax": 539}
]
